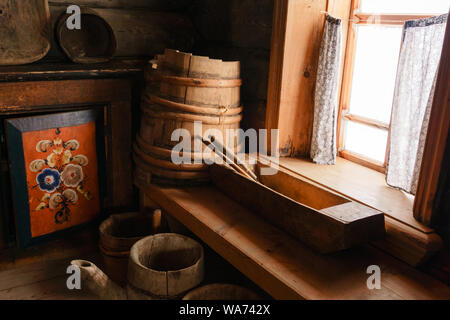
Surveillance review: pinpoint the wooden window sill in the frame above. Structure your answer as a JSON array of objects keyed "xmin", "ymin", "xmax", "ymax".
[
  {"xmin": 138, "ymin": 182, "xmax": 450, "ymax": 300},
  {"xmin": 274, "ymin": 156, "xmax": 443, "ymax": 266}
]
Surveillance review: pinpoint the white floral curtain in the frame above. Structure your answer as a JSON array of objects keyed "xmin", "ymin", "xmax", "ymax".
[
  {"xmin": 310, "ymin": 15, "xmax": 342, "ymax": 165},
  {"xmin": 386, "ymin": 14, "xmax": 447, "ymax": 194}
]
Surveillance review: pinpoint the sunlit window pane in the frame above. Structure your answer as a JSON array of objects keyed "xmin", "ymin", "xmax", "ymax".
[
  {"xmin": 360, "ymin": 0, "xmax": 450, "ymax": 14},
  {"xmin": 344, "ymin": 121, "xmax": 388, "ymax": 163},
  {"xmin": 348, "ymin": 26, "xmax": 402, "ymax": 123}
]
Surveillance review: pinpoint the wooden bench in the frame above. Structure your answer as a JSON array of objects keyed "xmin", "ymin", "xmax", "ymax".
[{"xmin": 140, "ymin": 183, "xmax": 450, "ymax": 300}]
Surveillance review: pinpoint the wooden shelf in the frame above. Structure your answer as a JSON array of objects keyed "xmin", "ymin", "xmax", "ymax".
[
  {"xmin": 140, "ymin": 183, "xmax": 450, "ymax": 300},
  {"xmin": 0, "ymin": 59, "xmax": 144, "ymax": 83}
]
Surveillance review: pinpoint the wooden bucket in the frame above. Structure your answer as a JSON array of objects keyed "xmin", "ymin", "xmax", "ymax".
[
  {"xmin": 135, "ymin": 49, "xmax": 243, "ymax": 185},
  {"xmin": 127, "ymin": 233, "xmax": 204, "ymax": 299},
  {"xmin": 182, "ymin": 284, "xmax": 260, "ymax": 300},
  {"xmin": 99, "ymin": 212, "xmax": 155, "ymax": 286},
  {"xmin": 56, "ymin": 8, "xmax": 116, "ymax": 63}
]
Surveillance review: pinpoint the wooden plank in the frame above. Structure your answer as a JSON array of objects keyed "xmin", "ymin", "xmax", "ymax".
[
  {"xmin": 140, "ymin": 183, "xmax": 450, "ymax": 300},
  {"xmin": 327, "ymin": 0, "xmax": 352, "ymax": 109},
  {"xmin": 343, "ymin": 113, "xmax": 390, "ymax": 130},
  {"xmin": 0, "ymin": 79, "xmax": 130, "ymax": 112},
  {"xmin": 266, "ymin": 0, "xmax": 328, "ymax": 157},
  {"xmin": 48, "ymin": 6, "xmax": 195, "ymax": 58},
  {"xmin": 109, "ymin": 101, "xmax": 133, "ymax": 208},
  {"xmin": 0, "ymin": 259, "xmax": 70, "ymax": 291},
  {"xmin": 210, "ymin": 164, "xmax": 385, "ymax": 253},
  {"xmin": 189, "ymin": 0, "xmax": 273, "ymax": 50},
  {"xmin": 0, "ymin": 60, "xmax": 143, "ymax": 83},
  {"xmin": 354, "ymin": 14, "xmax": 438, "ymax": 26},
  {"xmin": 337, "ymin": 0, "xmax": 360, "ymax": 155},
  {"xmin": 0, "ymin": 274, "xmax": 98, "ymax": 300},
  {"xmin": 0, "ymin": 226, "xmax": 98, "ymax": 272},
  {"xmin": 340, "ymin": 150, "xmax": 386, "ymax": 174},
  {"xmin": 414, "ymin": 11, "xmax": 450, "ymax": 226}
]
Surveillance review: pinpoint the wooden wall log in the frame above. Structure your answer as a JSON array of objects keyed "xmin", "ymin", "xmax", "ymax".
[
  {"xmin": 190, "ymin": 0, "xmax": 273, "ymax": 50},
  {"xmin": 189, "ymin": 0, "xmax": 273, "ymax": 131},
  {"xmin": 47, "ymin": 5, "xmax": 196, "ymax": 59}
]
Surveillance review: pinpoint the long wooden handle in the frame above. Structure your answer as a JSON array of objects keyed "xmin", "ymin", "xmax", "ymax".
[
  {"xmin": 210, "ymin": 138, "xmax": 258, "ymax": 181},
  {"xmin": 199, "ymin": 137, "xmax": 258, "ymax": 182}
]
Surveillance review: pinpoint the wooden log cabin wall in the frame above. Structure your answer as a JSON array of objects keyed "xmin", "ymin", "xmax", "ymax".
[{"xmin": 187, "ymin": 0, "xmax": 274, "ymax": 131}]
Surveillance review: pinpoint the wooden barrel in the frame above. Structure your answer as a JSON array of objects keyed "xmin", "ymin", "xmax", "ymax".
[
  {"xmin": 127, "ymin": 233, "xmax": 204, "ymax": 299},
  {"xmin": 182, "ymin": 284, "xmax": 260, "ymax": 300},
  {"xmin": 135, "ymin": 49, "xmax": 243, "ymax": 185},
  {"xmin": 99, "ymin": 212, "xmax": 155, "ymax": 286}
]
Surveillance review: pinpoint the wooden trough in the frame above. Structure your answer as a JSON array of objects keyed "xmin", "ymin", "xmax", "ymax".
[{"xmin": 210, "ymin": 162, "xmax": 386, "ymax": 253}]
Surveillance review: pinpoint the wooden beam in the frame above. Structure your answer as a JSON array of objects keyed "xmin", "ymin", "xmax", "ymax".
[
  {"xmin": 354, "ymin": 13, "xmax": 437, "ymax": 26},
  {"xmin": 339, "ymin": 150, "xmax": 386, "ymax": 173},
  {"xmin": 266, "ymin": 0, "xmax": 328, "ymax": 157},
  {"xmin": 0, "ymin": 79, "xmax": 131, "ymax": 112},
  {"xmin": 337, "ymin": 0, "xmax": 360, "ymax": 155},
  {"xmin": 343, "ymin": 113, "xmax": 389, "ymax": 130}
]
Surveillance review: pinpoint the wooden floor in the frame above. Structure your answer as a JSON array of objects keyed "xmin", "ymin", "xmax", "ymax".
[
  {"xmin": 0, "ymin": 258, "xmax": 99, "ymax": 300},
  {"xmin": 0, "ymin": 227, "xmax": 100, "ymax": 300}
]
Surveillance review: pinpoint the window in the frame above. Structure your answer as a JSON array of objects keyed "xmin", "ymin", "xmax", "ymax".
[{"xmin": 338, "ymin": 0, "xmax": 449, "ymax": 173}]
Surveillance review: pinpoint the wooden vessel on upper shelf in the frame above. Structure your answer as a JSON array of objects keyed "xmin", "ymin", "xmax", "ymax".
[
  {"xmin": 56, "ymin": 8, "xmax": 116, "ymax": 63},
  {"xmin": 135, "ymin": 49, "xmax": 243, "ymax": 185},
  {"xmin": 0, "ymin": 0, "xmax": 51, "ymax": 65}
]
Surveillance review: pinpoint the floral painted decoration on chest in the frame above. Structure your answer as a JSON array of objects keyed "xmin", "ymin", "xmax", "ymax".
[{"xmin": 29, "ymin": 127, "xmax": 96, "ymax": 225}]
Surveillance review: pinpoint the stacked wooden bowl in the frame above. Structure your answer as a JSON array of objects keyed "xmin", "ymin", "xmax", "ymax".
[{"xmin": 135, "ymin": 49, "xmax": 243, "ymax": 185}]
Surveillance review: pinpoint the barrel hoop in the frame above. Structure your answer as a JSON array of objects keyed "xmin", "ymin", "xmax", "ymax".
[
  {"xmin": 136, "ymin": 134, "xmax": 211, "ymax": 162},
  {"xmin": 141, "ymin": 105, "xmax": 243, "ymax": 125},
  {"xmin": 133, "ymin": 152, "xmax": 210, "ymax": 180},
  {"xmin": 145, "ymin": 95, "xmax": 243, "ymax": 117},
  {"xmin": 155, "ymin": 94, "xmax": 241, "ymax": 110},
  {"xmin": 99, "ymin": 244, "xmax": 130, "ymax": 258},
  {"xmin": 156, "ymin": 74, "xmax": 242, "ymax": 88},
  {"xmin": 133, "ymin": 143, "xmax": 208, "ymax": 171}
]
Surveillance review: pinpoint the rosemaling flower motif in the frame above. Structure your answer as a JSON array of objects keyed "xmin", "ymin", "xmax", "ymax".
[
  {"xmin": 36, "ymin": 168, "xmax": 61, "ymax": 193},
  {"xmin": 61, "ymin": 164, "xmax": 84, "ymax": 188}
]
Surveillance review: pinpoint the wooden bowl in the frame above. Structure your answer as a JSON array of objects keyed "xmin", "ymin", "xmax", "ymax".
[{"xmin": 56, "ymin": 8, "xmax": 116, "ymax": 63}]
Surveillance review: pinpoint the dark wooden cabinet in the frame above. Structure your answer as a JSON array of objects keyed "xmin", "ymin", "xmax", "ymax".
[{"xmin": 0, "ymin": 61, "xmax": 144, "ymax": 248}]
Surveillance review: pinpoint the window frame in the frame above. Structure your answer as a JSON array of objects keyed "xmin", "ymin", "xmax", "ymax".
[{"xmin": 337, "ymin": 0, "xmax": 437, "ymax": 173}]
